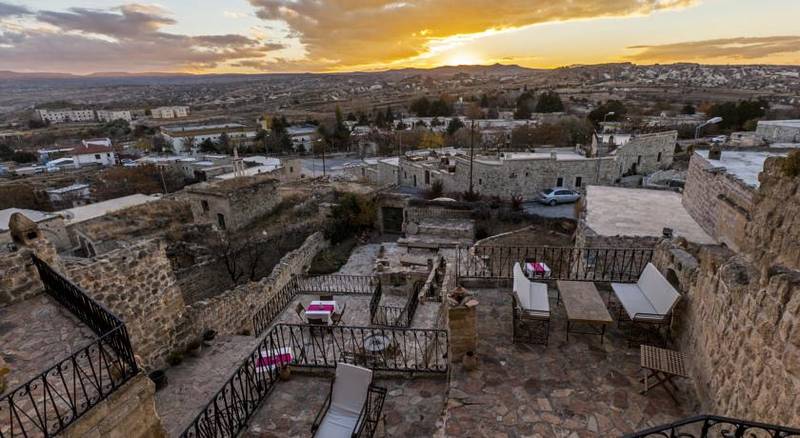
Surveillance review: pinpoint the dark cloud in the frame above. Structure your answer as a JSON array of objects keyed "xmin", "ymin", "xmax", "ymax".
[
  {"xmin": 0, "ymin": 2, "xmax": 29, "ymax": 17},
  {"xmin": 628, "ymin": 36, "xmax": 800, "ymax": 62},
  {"xmin": 0, "ymin": 3, "xmax": 284, "ymax": 72},
  {"xmin": 248, "ymin": 0, "xmax": 695, "ymax": 69}
]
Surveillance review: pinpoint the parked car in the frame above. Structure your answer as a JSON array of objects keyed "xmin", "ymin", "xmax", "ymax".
[{"xmin": 536, "ymin": 187, "xmax": 581, "ymax": 206}]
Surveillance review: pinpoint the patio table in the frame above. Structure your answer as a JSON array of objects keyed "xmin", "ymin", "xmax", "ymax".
[
  {"xmin": 525, "ymin": 262, "xmax": 551, "ymax": 279},
  {"xmin": 308, "ymin": 300, "xmax": 339, "ymax": 313},
  {"xmin": 557, "ymin": 280, "xmax": 613, "ymax": 344},
  {"xmin": 256, "ymin": 347, "xmax": 293, "ymax": 373}
]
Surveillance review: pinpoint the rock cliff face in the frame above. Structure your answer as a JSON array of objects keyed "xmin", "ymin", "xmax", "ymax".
[
  {"xmin": 654, "ymin": 156, "xmax": 800, "ymax": 427},
  {"xmin": 745, "ymin": 157, "xmax": 800, "ymax": 271}
]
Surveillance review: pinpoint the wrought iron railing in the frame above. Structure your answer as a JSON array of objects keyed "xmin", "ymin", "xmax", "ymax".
[
  {"xmin": 180, "ymin": 323, "xmax": 447, "ymax": 437},
  {"xmin": 457, "ymin": 245, "xmax": 654, "ymax": 282},
  {"xmin": 0, "ymin": 256, "xmax": 138, "ymax": 438},
  {"xmin": 624, "ymin": 415, "xmax": 800, "ymax": 438},
  {"xmin": 252, "ymin": 275, "xmax": 382, "ymax": 337},
  {"xmin": 251, "ymin": 279, "xmax": 300, "ymax": 337},
  {"xmin": 354, "ymin": 385, "xmax": 387, "ymax": 438},
  {"xmin": 296, "ymin": 275, "xmax": 378, "ymax": 295},
  {"xmin": 370, "ymin": 281, "xmax": 421, "ymax": 328}
]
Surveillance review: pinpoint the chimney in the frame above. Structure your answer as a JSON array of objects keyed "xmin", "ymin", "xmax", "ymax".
[{"xmin": 708, "ymin": 144, "xmax": 722, "ymax": 160}]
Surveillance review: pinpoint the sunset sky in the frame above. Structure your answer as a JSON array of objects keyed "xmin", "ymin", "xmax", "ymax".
[{"xmin": 1, "ymin": 0, "xmax": 799, "ymax": 74}]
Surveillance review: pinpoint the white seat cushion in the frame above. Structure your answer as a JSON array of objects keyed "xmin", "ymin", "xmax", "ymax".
[
  {"xmin": 513, "ymin": 263, "xmax": 549, "ymax": 314},
  {"xmin": 638, "ymin": 263, "xmax": 681, "ymax": 315},
  {"xmin": 331, "ymin": 363, "xmax": 372, "ymax": 415},
  {"xmin": 316, "ymin": 405, "xmax": 360, "ymax": 438},
  {"xmin": 611, "ymin": 283, "xmax": 656, "ymax": 319}
]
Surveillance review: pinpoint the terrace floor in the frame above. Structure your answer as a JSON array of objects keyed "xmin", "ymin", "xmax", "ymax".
[
  {"xmin": 0, "ymin": 294, "xmax": 97, "ymax": 395},
  {"xmin": 244, "ymin": 374, "xmax": 447, "ymax": 437},
  {"xmin": 155, "ymin": 334, "xmax": 259, "ymax": 437},
  {"xmin": 444, "ymin": 286, "xmax": 699, "ymax": 437}
]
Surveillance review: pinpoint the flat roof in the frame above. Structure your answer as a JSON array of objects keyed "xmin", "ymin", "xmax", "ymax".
[
  {"xmin": 59, "ymin": 194, "xmax": 160, "ymax": 225},
  {"xmin": 696, "ymin": 150, "xmax": 787, "ymax": 187},
  {"xmin": 758, "ymin": 119, "xmax": 800, "ymax": 128},
  {"xmin": 584, "ymin": 186, "xmax": 714, "ymax": 244},
  {"xmin": 0, "ymin": 208, "xmax": 57, "ymax": 232},
  {"xmin": 46, "ymin": 183, "xmax": 89, "ymax": 194}
]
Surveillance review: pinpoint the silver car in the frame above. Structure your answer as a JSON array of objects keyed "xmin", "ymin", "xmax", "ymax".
[{"xmin": 537, "ymin": 187, "xmax": 581, "ymax": 206}]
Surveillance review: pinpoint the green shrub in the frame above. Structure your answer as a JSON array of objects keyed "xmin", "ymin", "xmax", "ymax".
[
  {"xmin": 325, "ymin": 193, "xmax": 376, "ymax": 244},
  {"xmin": 781, "ymin": 150, "xmax": 800, "ymax": 178}
]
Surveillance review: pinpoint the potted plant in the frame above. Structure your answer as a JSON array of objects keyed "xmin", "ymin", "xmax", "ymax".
[
  {"xmin": 148, "ymin": 370, "xmax": 168, "ymax": 391},
  {"xmin": 463, "ymin": 351, "xmax": 478, "ymax": 371},
  {"xmin": 186, "ymin": 339, "xmax": 203, "ymax": 357},
  {"xmin": 279, "ymin": 364, "xmax": 292, "ymax": 381}
]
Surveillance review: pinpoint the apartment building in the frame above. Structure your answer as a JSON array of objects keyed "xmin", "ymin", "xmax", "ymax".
[
  {"xmin": 35, "ymin": 108, "xmax": 96, "ymax": 124},
  {"xmin": 151, "ymin": 106, "xmax": 190, "ymax": 119},
  {"xmin": 96, "ymin": 110, "xmax": 132, "ymax": 122}
]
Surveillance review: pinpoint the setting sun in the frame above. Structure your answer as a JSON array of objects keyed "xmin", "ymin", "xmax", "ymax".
[{"xmin": 444, "ymin": 52, "xmax": 483, "ymax": 66}]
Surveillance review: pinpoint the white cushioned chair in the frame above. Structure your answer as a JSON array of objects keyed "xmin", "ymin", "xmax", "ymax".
[{"xmin": 312, "ymin": 363, "xmax": 386, "ymax": 438}]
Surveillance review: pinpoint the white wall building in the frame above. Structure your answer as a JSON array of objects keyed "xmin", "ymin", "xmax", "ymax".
[
  {"xmin": 36, "ymin": 109, "xmax": 96, "ymax": 124},
  {"xmin": 70, "ymin": 144, "xmax": 116, "ymax": 167},
  {"xmin": 96, "ymin": 110, "xmax": 132, "ymax": 122},
  {"xmin": 161, "ymin": 123, "xmax": 257, "ymax": 153},
  {"xmin": 151, "ymin": 106, "xmax": 190, "ymax": 119},
  {"xmin": 287, "ymin": 125, "xmax": 319, "ymax": 152}
]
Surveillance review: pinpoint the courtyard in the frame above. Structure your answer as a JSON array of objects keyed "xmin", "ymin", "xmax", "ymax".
[{"xmin": 444, "ymin": 286, "xmax": 699, "ymax": 437}]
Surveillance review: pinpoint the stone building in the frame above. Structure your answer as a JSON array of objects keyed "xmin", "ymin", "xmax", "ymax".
[
  {"xmin": 183, "ymin": 173, "xmax": 281, "ymax": 231},
  {"xmin": 681, "ymin": 149, "xmax": 788, "ymax": 251},
  {"xmin": 399, "ymin": 131, "xmax": 678, "ymax": 200},
  {"xmin": 756, "ymin": 119, "xmax": 800, "ymax": 144}
]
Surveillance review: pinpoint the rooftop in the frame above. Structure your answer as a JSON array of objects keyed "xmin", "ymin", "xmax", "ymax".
[
  {"xmin": 59, "ymin": 194, "xmax": 160, "ymax": 225},
  {"xmin": 757, "ymin": 119, "xmax": 800, "ymax": 128},
  {"xmin": 695, "ymin": 150, "xmax": 788, "ymax": 188},
  {"xmin": 0, "ymin": 208, "xmax": 56, "ymax": 231},
  {"xmin": 584, "ymin": 185, "xmax": 714, "ymax": 243}
]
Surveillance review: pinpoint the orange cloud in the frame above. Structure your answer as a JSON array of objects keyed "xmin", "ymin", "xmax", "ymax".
[
  {"xmin": 627, "ymin": 36, "xmax": 800, "ymax": 62},
  {"xmin": 248, "ymin": 0, "xmax": 696, "ymax": 70}
]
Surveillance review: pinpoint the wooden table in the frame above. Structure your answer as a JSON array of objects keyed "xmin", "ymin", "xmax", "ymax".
[
  {"xmin": 640, "ymin": 345, "xmax": 689, "ymax": 403},
  {"xmin": 557, "ymin": 280, "xmax": 613, "ymax": 344}
]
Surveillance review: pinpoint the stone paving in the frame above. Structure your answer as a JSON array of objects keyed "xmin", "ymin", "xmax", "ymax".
[
  {"xmin": 0, "ymin": 294, "xmax": 97, "ymax": 394},
  {"xmin": 444, "ymin": 287, "xmax": 700, "ymax": 437},
  {"xmin": 244, "ymin": 374, "xmax": 447, "ymax": 437},
  {"xmin": 154, "ymin": 334, "xmax": 260, "ymax": 437}
]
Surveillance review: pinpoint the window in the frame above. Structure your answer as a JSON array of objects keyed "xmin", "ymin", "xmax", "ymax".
[
  {"xmin": 524, "ymin": 172, "xmax": 529, "ymax": 177},
  {"xmin": 478, "ymin": 178, "xmax": 482, "ymax": 185},
  {"xmin": 424, "ymin": 170, "xmax": 430, "ymax": 184},
  {"xmin": 289, "ymin": 166, "xmax": 294, "ymax": 173},
  {"xmin": 637, "ymin": 155, "xmax": 642, "ymax": 165},
  {"xmin": 413, "ymin": 174, "xmax": 417, "ymax": 187},
  {"xmin": 106, "ymin": 153, "xmax": 111, "ymax": 158},
  {"xmin": 217, "ymin": 213, "xmax": 226, "ymax": 230},
  {"xmin": 556, "ymin": 177, "xmax": 563, "ymax": 187},
  {"xmin": 94, "ymin": 154, "xmax": 101, "ymax": 160},
  {"xmin": 657, "ymin": 152, "xmax": 662, "ymax": 162},
  {"xmin": 201, "ymin": 200, "xmax": 209, "ymax": 212},
  {"xmin": 509, "ymin": 172, "xmax": 517, "ymax": 179},
  {"xmin": 575, "ymin": 176, "xmax": 583, "ymax": 188}
]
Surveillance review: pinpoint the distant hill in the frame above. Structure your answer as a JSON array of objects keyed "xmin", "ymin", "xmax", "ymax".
[{"xmin": 377, "ymin": 63, "xmax": 542, "ymax": 77}]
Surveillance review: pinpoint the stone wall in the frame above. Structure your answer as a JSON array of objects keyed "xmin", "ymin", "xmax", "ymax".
[
  {"xmin": 654, "ymin": 242, "xmax": 800, "ymax": 427},
  {"xmin": 178, "ymin": 232, "xmax": 328, "ymax": 341},
  {"xmin": 652, "ymin": 156, "xmax": 800, "ymax": 427},
  {"xmin": 682, "ymin": 152, "xmax": 755, "ymax": 251},
  {"xmin": 63, "ymin": 373, "xmax": 166, "ymax": 438},
  {"xmin": 613, "ymin": 130, "xmax": 677, "ymax": 176},
  {"xmin": 65, "ymin": 240, "xmax": 186, "ymax": 369},
  {"xmin": 756, "ymin": 121, "xmax": 800, "ymax": 143},
  {"xmin": 744, "ymin": 157, "xmax": 800, "ymax": 271},
  {"xmin": 0, "ymin": 237, "xmax": 61, "ymax": 307}
]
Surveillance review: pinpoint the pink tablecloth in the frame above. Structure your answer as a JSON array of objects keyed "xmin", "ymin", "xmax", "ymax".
[
  {"xmin": 525, "ymin": 262, "xmax": 551, "ymax": 277},
  {"xmin": 307, "ymin": 304, "xmax": 335, "ymax": 312},
  {"xmin": 256, "ymin": 349, "xmax": 293, "ymax": 372}
]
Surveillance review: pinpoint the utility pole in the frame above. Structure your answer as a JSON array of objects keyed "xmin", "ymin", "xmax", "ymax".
[{"xmin": 468, "ymin": 120, "xmax": 475, "ymax": 195}]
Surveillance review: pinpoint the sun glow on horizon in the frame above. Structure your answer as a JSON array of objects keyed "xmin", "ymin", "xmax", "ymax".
[{"xmin": 443, "ymin": 52, "xmax": 483, "ymax": 66}]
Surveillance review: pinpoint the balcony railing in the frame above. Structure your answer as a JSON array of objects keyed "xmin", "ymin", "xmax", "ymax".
[
  {"xmin": 252, "ymin": 275, "xmax": 382, "ymax": 337},
  {"xmin": 457, "ymin": 245, "xmax": 654, "ymax": 283},
  {"xmin": 295, "ymin": 275, "xmax": 378, "ymax": 295},
  {"xmin": 180, "ymin": 323, "xmax": 447, "ymax": 438},
  {"xmin": 624, "ymin": 415, "xmax": 800, "ymax": 438},
  {"xmin": 1, "ymin": 256, "xmax": 138, "ymax": 438}
]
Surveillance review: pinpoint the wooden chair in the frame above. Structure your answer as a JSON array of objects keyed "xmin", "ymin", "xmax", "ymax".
[
  {"xmin": 295, "ymin": 302, "xmax": 306, "ymax": 322},
  {"xmin": 331, "ymin": 302, "xmax": 347, "ymax": 326}
]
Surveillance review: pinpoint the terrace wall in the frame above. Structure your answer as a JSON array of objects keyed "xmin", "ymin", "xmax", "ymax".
[
  {"xmin": 654, "ymin": 157, "xmax": 800, "ymax": 427},
  {"xmin": 64, "ymin": 239, "xmax": 186, "ymax": 369},
  {"xmin": 177, "ymin": 232, "xmax": 327, "ymax": 341},
  {"xmin": 63, "ymin": 373, "xmax": 166, "ymax": 438}
]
